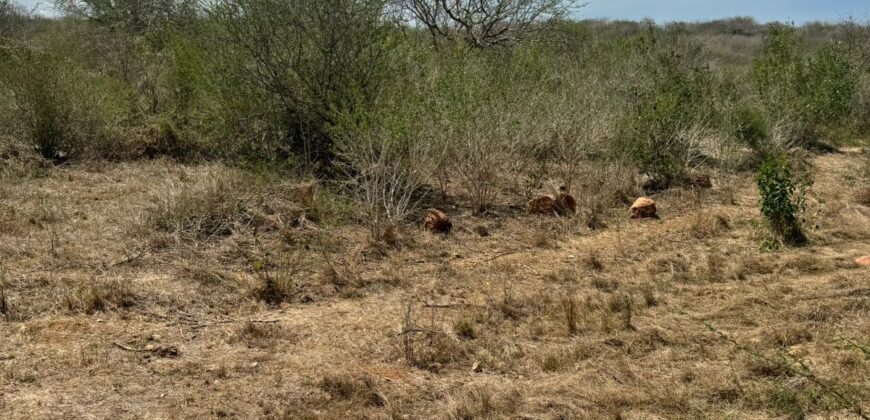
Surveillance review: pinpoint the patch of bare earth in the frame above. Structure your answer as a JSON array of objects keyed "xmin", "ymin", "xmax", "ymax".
[{"xmin": 1, "ymin": 153, "xmax": 868, "ymax": 418}]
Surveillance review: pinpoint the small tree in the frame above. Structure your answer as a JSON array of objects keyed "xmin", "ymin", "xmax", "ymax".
[
  {"xmin": 394, "ymin": 0, "xmax": 582, "ymax": 48},
  {"xmin": 755, "ymin": 154, "xmax": 811, "ymax": 246},
  {"xmin": 54, "ymin": 0, "xmax": 198, "ymax": 33},
  {"xmin": 211, "ymin": 0, "xmax": 391, "ymax": 165},
  {"xmin": 0, "ymin": 0, "xmax": 28, "ymax": 39},
  {"xmin": 332, "ymin": 49, "xmax": 437, "ymax": 243},
  {"xmin": 618, "ymin": 25, "xmax": 715, "ymax": 186},
  {"xmin": 751, "ymin": 23, "xmax": 857, "ymax": 142}
]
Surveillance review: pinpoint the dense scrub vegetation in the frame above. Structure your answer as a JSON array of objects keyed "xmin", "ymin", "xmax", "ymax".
[{"xmin": 1, "ymin": 0, "xmax": 868, "ymax": 240}]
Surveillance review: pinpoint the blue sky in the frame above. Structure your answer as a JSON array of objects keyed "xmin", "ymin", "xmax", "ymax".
[
  {"xmin": 578, "ymin": 0, "xmax": 869, "ymax": 24},
  {"xmin": 15, "ymin": 0, "xmax": 870, "ymax": 23}
]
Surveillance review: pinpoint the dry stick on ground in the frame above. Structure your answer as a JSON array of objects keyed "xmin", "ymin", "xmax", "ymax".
[
  {"xmin": 680, "ymin": 310, "xmax": 870, "ymax": 420},
  {"xmin": 111, "ymin": 342, "xmax": 151, "ymax": 352},
  {"xmin": 471, "ymin": 247, "xmax": 528, "ymax": 267},
  {"xmin": 105, "ymin": 247, "xmax": 150, "ymax": 269}
]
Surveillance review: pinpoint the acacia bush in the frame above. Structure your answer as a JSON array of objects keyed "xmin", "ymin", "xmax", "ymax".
[
  {"xmin": 0, "ymin": 0, "xmax": 28, "ymax": 39},
  {"xmin": 0, "ymin": 46, "xmax": 131, "ymax": 160},
  {"xmin": 332, "ymin": 45, "xmax": 441, "ymax": 243},
  {"xmin": 1, "ymin": 8, "xmax": 867, "ymax": 232},
  {"xmin": 751, "ymin": 24, "xmax": 857, "ymax": 145},
  {"xmin": 616, "ymin": 25, "xmax": 717, "ymax": 186},
  {"xmin": 208, "ymin": 0, "xmax": 392, "ymax": 166}
]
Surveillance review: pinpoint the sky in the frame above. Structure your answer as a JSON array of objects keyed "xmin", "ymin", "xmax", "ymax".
[
  {"xmin": 578, "ymin": 0, "xmax": 869, "ymax": 24},
  {"xmin": 13, "ymin": 0, "xmax": 870, "ymax": 23}
]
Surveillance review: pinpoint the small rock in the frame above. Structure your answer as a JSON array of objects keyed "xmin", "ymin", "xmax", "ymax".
[
  {"xmin": 856, "ymin": 256, "xmax": 870, "ymax": 267},
  {"xmin": 471, "ymin": 361, "xmax": 482, "ymax": 373},
  {"xmin": 423, "ymin": 208, "xmax": 452, "ymax": 234},
  {"xmin": 250, "ymin": 362, "xmax": 259, "ymax": 368},
  {"xmin": 629, "ymin": 197, "xmax": 658, "ymax": 219},
  {"xmin": 145, "ymin": 344, "xmax": 156, "ymax": 351}
]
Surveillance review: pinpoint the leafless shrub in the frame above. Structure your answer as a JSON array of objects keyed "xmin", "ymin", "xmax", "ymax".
[
  {"xmin": 572, "ymin": 160, "xmax": 641, "ymax": 229},
  {"xmin": 394, "ymin": 0, "xmax": 582, "ymax": 48},
  {"xmin": 840, "ymin": 17, "xmax": 870, "ymax": 72},
  {"xmin": 400, "ymin": 298, "xmax": 467, "ymax": 371},
  {"xmin": 547, "ymin": 80, "xmax": 615, "ymax": 195},
  {"xmin": 336, "ymin": 124, "xmax": 434, "ymax": 244},
  {"xmin": 454, "ymin": 116, "xmax": 522, "ymax": 215}
]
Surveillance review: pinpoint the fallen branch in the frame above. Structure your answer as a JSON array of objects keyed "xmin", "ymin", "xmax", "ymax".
[
  {"xmin": 112, "ymin": 341, "xmax": 149, "ymax": 352},
  {"xmin": 422, "ymin": 301, "xmax": 484, "ymax": 309},
  {"xmin": 106, "ymin": 248, "xmax": 150, "ymax": 269},
  {"xmin": 472, "ymin": 248, "xmax": 527, "ymax": 266}
]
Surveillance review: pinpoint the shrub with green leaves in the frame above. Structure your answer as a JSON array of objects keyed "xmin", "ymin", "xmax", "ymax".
[
  {"xmin": 751, "ymin": 24, "xmax": 856, "ymax": 143},
  {"xmin": 617, "ymin": 25, "xmax": 716, "ymax": 185},
  {"xmin": 0, "ymin": 46, "xmax": 130, "ymax": 160},
  {"xmin": 755, "ymin": 154, "xmax": 811, "ymax": 246},
  {"xmin": 209, "ymin": 0, "xmax": 392, "ymax": 166}
]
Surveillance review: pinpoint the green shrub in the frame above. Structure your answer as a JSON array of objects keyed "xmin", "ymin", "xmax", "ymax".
[
  {"xmin": 617, "ymin": 25, "xmax": 716, "ymax": 185},
  {"xmin": 751, "ymin": 24, "xmax": 857, "ymax": 143},
  {"xmin": 733, "ymin": 103, "xmax": 770, "ymax": 150},
  {"xmin": 0, "ymin": 46, "xmax": 130, "ymax": 160},
  {"xmin": 755, "ymin": 154, "xmax": 811, "ymax": 246},
  {"xmin": 208, "ymin": 0, "xmax": 392, "ymax": 166}
]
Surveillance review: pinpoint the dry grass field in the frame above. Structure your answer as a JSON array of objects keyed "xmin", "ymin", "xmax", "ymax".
[{"xmin": 1, "ymin": 148, "xmax": 868, "ymax": 419}]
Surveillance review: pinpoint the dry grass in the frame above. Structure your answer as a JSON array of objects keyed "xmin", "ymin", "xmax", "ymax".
[{"xmin": 0, "ymin": 152, "xmax": 868, "ymax": 418}]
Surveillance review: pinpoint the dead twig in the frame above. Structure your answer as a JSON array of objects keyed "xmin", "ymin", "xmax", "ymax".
[
  {"xmin": 112, "ymin": 341, "xmax": 149, "ymax": 352},
  {"xmin": 472, "ymin": 248, "xmax": 527, "ymax": 266},
  {"xmin": 105, "ymin": 247, "xmax": 150, "ymax": 269}
]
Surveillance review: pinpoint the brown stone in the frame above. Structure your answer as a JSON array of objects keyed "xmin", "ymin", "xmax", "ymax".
[
  {"xmin": 528, "ymin": 195, "xmax": 557, "ymax": 215},
  {"xmin": 423, "ymin": 208, "xmax": 452, "ymax": 234},
  {"xmin": 630, "ymin": 197, "xmax": 657, "ymax": 219},
  {"xmin": 856, "ymin": 256, "xmax": 870, "ymax": 267}
]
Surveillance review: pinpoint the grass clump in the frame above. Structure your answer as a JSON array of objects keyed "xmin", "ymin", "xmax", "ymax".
[{"xmin": 145, "ymin": 166, "xmax": 260, "ymax": 240}]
